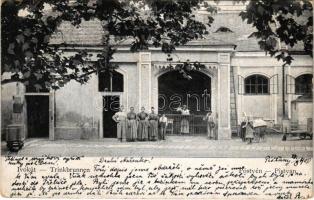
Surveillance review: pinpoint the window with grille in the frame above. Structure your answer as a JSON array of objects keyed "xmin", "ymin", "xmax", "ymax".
[
  {"xmin": 295, "ymin": 74, "xmax": 312, "ymax": 95},
  {"xmin": 244, "ymin": 74, "xmax": 269, "ymax": 95}
]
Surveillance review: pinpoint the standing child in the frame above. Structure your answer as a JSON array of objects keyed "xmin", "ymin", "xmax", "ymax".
[
  {"xmin": 245, "ymin": 121, "xmax": 255, "ymax": 144},
  {"xmin": 159, "ymin": 114, "xmax": 168, "ymax": 140}
]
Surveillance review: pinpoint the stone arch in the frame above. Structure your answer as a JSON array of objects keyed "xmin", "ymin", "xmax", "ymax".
[
  {"xmin": 157, "ymin": 69, "xmax": 213, "ymax": 115},
  {"xmin": 155, "ymin": 67, "xmax": 215, "ymax": 79}
]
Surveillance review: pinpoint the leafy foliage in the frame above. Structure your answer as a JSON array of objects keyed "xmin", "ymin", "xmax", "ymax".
[
  {"xmin": 1, "ymin": 0, "xmax": 214, "ymax": 89},
  {"xmin": 2, "ymin": 0, "xmax": 312, "ymax": 90},
  {"xmin": 239, "ymin": 0, "xmax": 313, "ymax": 66}
]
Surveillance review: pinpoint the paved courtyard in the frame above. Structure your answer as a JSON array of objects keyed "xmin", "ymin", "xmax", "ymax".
[{"xmin": 1, "ymin": 134, "xmax": 313, "ymax": 157}]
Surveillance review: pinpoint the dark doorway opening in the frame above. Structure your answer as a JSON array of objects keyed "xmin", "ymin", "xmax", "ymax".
[
  {"xmin": 26, "ymin": 96, "xmax": 49, "ymax": 138},
  {"xmin": 158, "ymin": 70, "xmax": 211, "ymax": 115},
  {"xmin": 103, "ymin": 96, "xmax": 120, "ymax": 138}
]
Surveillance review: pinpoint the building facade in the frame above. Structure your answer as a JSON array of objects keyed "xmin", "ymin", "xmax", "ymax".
[{"xmin": 1, "ymin": 3, "xmax": 313, "ymax": 140}]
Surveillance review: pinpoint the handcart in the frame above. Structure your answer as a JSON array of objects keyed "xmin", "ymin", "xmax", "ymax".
[
  {"xmin": 252, "ymin": 119, "xmax": 267, "ymax": 142},
  {"xmin": 282, "ymin": 118, "xmax": 312, "ymax": 141}
]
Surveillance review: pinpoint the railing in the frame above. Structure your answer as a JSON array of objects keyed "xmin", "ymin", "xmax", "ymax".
[{"xmin": 164, "ymin": 114, "xmax": 208, "ymax": 135}]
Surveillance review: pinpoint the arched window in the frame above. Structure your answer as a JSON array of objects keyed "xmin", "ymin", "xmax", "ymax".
[
  {"xmin": 244, "ymin": 74, "xmax": 269, "ymax": 94},
  {"xmin": 295, "ymin": 74, "xmax": 312, "ymax": 95},
  {"xmin": 99, "ymin": 70, "xmax": 123, "ymax": 92}
]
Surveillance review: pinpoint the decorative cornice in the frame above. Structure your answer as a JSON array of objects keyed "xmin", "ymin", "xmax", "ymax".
[{"xmin": 152, "ymin": 62, "xmax": 219, "ymax": 70}]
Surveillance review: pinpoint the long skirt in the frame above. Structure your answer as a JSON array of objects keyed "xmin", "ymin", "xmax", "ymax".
[
  {"xmin": 149, "ymin": 120, "xmax": 158, "ymax": 141},
  {"xmin": 127, "ymin": 119, "xmax": 137, "ymax": 141},
  {"xmin": 240, "ymin": 122, "xmax": 246, "ymax": 141},
  {"xmin": 180, "ymin": 119, "xmax": 189, "ymax": 134},
  {"xmin": 137, "ymin": 120, "xmax": 148, "ymax": 141},
  {"xmin": 207, "ymin": 123, "xmax": 215, "ymax": 139},
  {"xmin": 245, "ymin": 126, "xmax": 254, "ymax": 139},
  {"xmin": 117, "ymin": 120, "xmax": 127, "ymax": 142}
]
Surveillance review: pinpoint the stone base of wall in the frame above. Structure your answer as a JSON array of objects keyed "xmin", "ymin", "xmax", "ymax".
[
  {"xmin": 217, "ymin": 127, "xmax": 232, "ymax": 140},
  {"xmin": 55, "ymin": 127, "xmax": 99, "ymax": 140}
]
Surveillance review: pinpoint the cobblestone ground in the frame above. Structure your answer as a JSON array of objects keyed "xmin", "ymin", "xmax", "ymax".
[{"xmin": 1, "ymin": 134, "xmax": 313, "ymax": 158}]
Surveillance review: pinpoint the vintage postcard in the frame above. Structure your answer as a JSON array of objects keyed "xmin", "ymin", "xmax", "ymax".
[{"xmin": 0, "ymin": 0, "xmax": 313, "ymax": 199}]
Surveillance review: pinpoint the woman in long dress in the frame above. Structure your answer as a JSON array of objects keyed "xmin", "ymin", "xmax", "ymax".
[
  {"xmin": 148, "ymin": 107, "xmax": 158, "ymax": 141},
  {"xmin": 177, "ymin": 105, "xmax": 190, "ymax": 135},
  {"xmin": 127, "ymin": 107, "xmax": 138, "ymax": 142},
  {"xmin": 240, "ymin": 112, "xmax": 249, "ymax": 142},
  {"xmin": 112, "ymin": 105, "xmax": 127, "ymax": 142},
  {"xmin": 245, "ymin": 121, "xmax": 255, "ymax": 144},
  {"xmin": 204, "ymin": 111, "xmax": 216, "ymax": 139},
  {"xmin": 137, "ymin": 107, "xmax": 149, "ymax": 141}
]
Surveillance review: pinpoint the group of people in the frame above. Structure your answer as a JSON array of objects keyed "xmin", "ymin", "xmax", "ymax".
[
  {"xmin": 112, "ymin": 106, "xmax": 168, "ymax": 142},
  {"xmin": 112, "ymin": 104, "xmax": 218, "ymax": 142},
  {"xmin": 174, "ymin": 105, "xmax": 218, "ymax": 140}
]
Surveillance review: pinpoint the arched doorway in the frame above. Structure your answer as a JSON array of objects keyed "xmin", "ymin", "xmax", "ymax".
[
  {"xmin": 158, "ymin": 70, "xmax": 211, "ymax": 115},
  {"xmin": 158, "ymin": 70, "xmax": 211, "ymax": 135},
  {"xmin": 99, "ymin": 70, "xmax": 124, "ymax": 138}
]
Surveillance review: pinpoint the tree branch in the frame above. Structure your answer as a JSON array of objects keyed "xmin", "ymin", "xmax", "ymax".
[{"xmin": 1, "ymin": 78, "xmax": 24, "ymax": 85}]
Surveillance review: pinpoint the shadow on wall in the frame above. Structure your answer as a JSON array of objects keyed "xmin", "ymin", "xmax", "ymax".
[
  {"xmin": 1, "ymin": 100, "xmax": 13, "ymax": 141},
  {"xmin": 55, "ymin": 111, "xmax": 99, "ymax": 140}
]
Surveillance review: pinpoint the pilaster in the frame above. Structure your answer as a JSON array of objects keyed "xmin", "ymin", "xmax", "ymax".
[
  {"xmin": 217, "ymin": 53, "xmax": 231, "ymax": 139},
  {"xmin": 138, "ymin": 52, "xmax": 152, "ymax": 111}
]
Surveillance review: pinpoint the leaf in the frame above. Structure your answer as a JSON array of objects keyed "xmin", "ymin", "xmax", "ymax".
[
  {"xmin": 22, "ymin": 43, "xmax": 30, "ymax": 51},
  {"xmin": 257, "ymin": 5, "xmax": 264, "ymax": 15},
  {"xmin": 31, "ymin": 37, "xmax": 38, "ymax": 44},
  {"xmin": 23, "ymin": 71, "xmax": 31, "ymax": 78},
  {"xmin": 4, "ymin": 64, "xmax": 10, "ymax": 71},
  {"xmin": 214, "ymin": 26, "xmax": 233, "ymax": 33},
  {"xmin": 44, "ymin": 35, "xmax": 50, "ymax": 43},
  {"xmin": 14, "ymin": 60, "xmax": 20, "ymax": 67},
  {"xmin": 266, "ymin": 37, "xmax": 278, "ymax": 48},
  {"xmin": 248, "ymin": 32, "xmax": 260, "ymax": 38},
  {"xmin": 25, "ymin": 51, "xmax": 33, "ymax": 58},
  {"xmin": 34, "ymin": 73, "xmax": 43, "ymax": 80},
  {"xmin": 7, "ymin": 43, "xmax": 15, "ymax": 55},
  {"xmin": 16, "ymin": 34, "xmax": 25, "ymax": 44},
  {"xmin": 34, "ymin": 84, "xmax": 43, "ymax": 91},
  {"xmin": 23, "ymin": 29, "xmax": 32, "ymax": 37},
  {"xmin": 72, "ymin": 59, "xmax": 81, "ymax": 66}
]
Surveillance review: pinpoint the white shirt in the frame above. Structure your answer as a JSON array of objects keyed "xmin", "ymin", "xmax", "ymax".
[
  {"xmin": 177, "ymin": 108, "xmax": 190, "ymax": 115},
  {"xmin": 113, "ymin": 111, "xmax": 127, "ymax": 122},
  {"xmin": 160, "ymin": 116, "xmax": 168, "ymax": 123},
  {"xmin": 205, "ymin": 113, "xmax": 215, "ymax": 123}
]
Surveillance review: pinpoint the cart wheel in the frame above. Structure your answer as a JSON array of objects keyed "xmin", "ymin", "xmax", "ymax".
[
  {"xmin": 282, "ymin": 135, "xmax": 287, "ymax": 141},
  {"xmin": 8, "ymin": 146, "xmax": 19, "ymax": 152},
  {"xmin": 18, "ymin": 143, "xmax": 24, "ymax": 150},
  {"xmin": 7, "ymin": 142, "xmax": 20, "ymax": 152},
  {"xmin": 255, "ymin": 135, "xmax": 260, "ymax": 143},
  {"xmin": 299, "ymin": 133, "xmax": 306, "ymax": 139}
]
